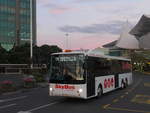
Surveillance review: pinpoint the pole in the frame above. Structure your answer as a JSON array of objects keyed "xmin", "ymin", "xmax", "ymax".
[
  {"xmin": 66, "ymin": 33, "xmax": 69, "ymax": 49},
  {"xmin": 30, "ymin": 0, "xmax": 33, "ymax": 69}
]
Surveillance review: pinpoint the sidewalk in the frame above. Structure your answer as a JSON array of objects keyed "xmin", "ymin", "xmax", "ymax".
[
  {"xmin": 37, "ymin": 82, "xmax": 49, "ymax": 88},
  {"xmin": 0, "ymin": 82, "xmax": 49, "ymax": 96}
]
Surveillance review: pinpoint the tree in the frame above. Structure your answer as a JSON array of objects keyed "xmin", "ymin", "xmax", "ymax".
[
  {"xmin": 0, "ymin": 45, "xmax": 8, "ymax": 63},
  {"xmin": 0, "ymin": 43, "xmax": 62, "ymax": 68},
  {"xmin": 33, "ymin": 45, "xmax": 62, "ymax": 68},
  {"xmin": 131, "ymin": 50, "xmax": 149, "ymax": 72},
  {"xmin": 8, "ymin": 43, "xmax": 30, "ymax": 64}
]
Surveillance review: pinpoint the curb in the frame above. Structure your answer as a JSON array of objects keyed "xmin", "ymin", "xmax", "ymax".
[{"xmin": 133, "ymin": 71, "xmax": 150, "ymax": 75}]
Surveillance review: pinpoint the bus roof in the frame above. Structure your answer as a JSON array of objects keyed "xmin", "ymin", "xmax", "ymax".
[
  {"xmin": 52, "ymin": 51, "xmax": 86, "ymax": 55},
  {"xmin": 52, "ymin": 51, "xmax": 131, "ymax": 61}
]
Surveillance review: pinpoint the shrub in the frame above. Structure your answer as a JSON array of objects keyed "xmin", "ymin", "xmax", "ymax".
[
  {"xmin": 0, "ymin": 80, "xmax": 15, "ymax": 92},
  {"xmin": 34, "ymin": 74, "xmax": 45, "ymax": 83},
  {"xmin": 23, "ymin": 77, "xmax": 36, "ymax": 88}
]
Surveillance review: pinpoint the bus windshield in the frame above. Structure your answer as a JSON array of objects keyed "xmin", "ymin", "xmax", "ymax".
[{"xmin": 50, "ymin": 54, "xmax": 85, "ymax": 84}]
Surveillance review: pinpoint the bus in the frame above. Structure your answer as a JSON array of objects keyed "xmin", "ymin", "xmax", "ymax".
[{"xmin": 49, "ymin": 50, "xmax": 132, "ymax": 99}]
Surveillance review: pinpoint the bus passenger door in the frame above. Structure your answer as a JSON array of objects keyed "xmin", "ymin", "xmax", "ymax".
[
  {"xmin": 115, "ymin": 74, "xmax": 119, "ymax": 88},
  {"xmin": 87, "ymin": 73, "xmax": 95, "ymax": 97}
]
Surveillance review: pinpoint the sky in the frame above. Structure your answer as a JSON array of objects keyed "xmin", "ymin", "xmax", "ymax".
[{"xmin": 37, "ymin": 0, "xmax": 150, "ymax": 50}]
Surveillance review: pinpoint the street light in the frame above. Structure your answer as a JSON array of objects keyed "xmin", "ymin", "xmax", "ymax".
[
  {"xmin": 30, "ymin": 0, "xmax": 33, "ymax": 69},
  {"xmin": 65, "ymin": 33, "xmax": 69, "ymax": 49}
]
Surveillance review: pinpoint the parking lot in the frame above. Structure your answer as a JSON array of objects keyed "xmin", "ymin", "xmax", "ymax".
[
  {"xmin": 103, "ymin": 72, "xmax": 150, "ymax": 113},
  {"xmin": 0, "ymin": 72, "xmax": 149, "ymax": 113}
]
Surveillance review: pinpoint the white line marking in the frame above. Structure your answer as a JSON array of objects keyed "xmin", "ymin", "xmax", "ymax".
[
  {"xmin": 0, "ymin": 103, "xmax": 16, "ymax": 109},
  {"xmin": 0, "ymin": 96, "xmax": 27, "ymax": 103},
  {"xmin": 17, "ymin": 111, "xmax": 31, "ymax": 113},
  {"xmin": 131, "ymin": 79, "xmax": 142, "ymax": 90},
  {"xmin": 29, "ymin": 101, "xmax": 60, "ymax": 112},
  {"xmin": 17, "ymin": 101, "xmax": 61, "ymax": 113}
]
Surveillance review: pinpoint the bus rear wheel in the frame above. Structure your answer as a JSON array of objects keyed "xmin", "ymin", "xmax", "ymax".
[
  {"xmin": 121, "ymin": 80, "xmax": 125, "ymax": 89},
  {"xmin": 97, "ymin": 86, "xmax": 103, "ymax": 98}
]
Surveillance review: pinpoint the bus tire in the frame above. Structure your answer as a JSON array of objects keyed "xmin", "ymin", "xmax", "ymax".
[
  {"xmin": 97, "ymin": 85, "xmax": 103, "ymax": 98},
  {"xmin": 121, "ymin": 80, "xmax": 125, "ymax": 89}
]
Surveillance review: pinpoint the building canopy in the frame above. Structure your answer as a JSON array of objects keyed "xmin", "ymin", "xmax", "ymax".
[
  {"xmin": 102, "ymin": 40, "xmax": 118, "ymax": 49},
  {"xmin": 116, "ymin": 21, "xmax": 139, "ymax": 49},
  {"xmin": 103, "ymin": 15, "xmax": 150, "ymax": 50},
  {"xmin": 130, "ymin": 14, "xmax": 150, "ymax": 49},
  {"xmin": 130, "ymin": 15, "xmax": 150, "ymax": 38},
  {"xmin": 103, "ymin": 21, "xmax": 139, "ymax": 50},
  {"xmin": 87, "ymin": 47, "xmax": 108, "ymax": 55},
  {"xmin": 139, "ymin": 32, "xmax": 150, "ymax": 49}
]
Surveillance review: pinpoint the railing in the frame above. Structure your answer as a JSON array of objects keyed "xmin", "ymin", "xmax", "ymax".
[{"xmin": 0, "ymin": 64, "xmax": 47, "ymax": 74}]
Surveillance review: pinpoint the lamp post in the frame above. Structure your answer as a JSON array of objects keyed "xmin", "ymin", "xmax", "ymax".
[
  {"xmin": 30, "ymin": 0, "xmax": 33, "ymax": 69},
  {"xmin": 65, "ymin": 33, "xmax": 69, "ymax": 49}
]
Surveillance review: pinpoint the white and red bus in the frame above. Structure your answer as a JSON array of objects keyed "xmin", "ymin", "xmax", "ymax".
[{"xmin": 49, "ymin": 50, "xmax": 132, "ymax": 99}]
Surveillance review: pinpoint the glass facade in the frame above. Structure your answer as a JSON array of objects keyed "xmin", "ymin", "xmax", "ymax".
[
  {"xmin": 20, "ymin": 0, "xmax": 30, "ymax": 41},
  {"xmin": 0, "ymin": 0, "xmax": 36, "ymax": 51}
]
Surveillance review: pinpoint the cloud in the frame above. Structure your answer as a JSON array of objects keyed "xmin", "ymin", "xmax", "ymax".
[
  {"xmin": 74, "ymin": 0, "xmax": 98, "ymax": 2},
  {"xmin": 59, "ymin": 20, "xmax": 133, "ymax": 35},
  {"xmin": 49, "ymin": 7, "xmax": 71, "ymax": 14},
  {"xmin": 43, "ymin": 3, "xmax": 57, "ymax": 8},
  {"xmin": 39, "ymin": 2, "xmax": 74, "ymax": 14}
]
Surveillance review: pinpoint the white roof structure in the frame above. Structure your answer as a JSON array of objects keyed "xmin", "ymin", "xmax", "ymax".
[
  {"xmin": 116, "ymin": 21, "xmax": 139, "ymax": 49},
  {"xmin": 130, "ymin": 15, "xmax": 150, "ymax": 38},
  {"xmin": 87, "ymin": 47, "xmax": 109, "ymax": 55},
  {"xmin": 139, "ymin": 32, "xmax": 150, "ymax": 49},
  {"xmin": 130, "ymin": 15, "xmax": 150, "ymax": 49}
]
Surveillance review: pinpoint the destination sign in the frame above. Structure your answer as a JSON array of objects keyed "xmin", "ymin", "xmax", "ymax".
[{"xmin": 55, "ymin": 56, "xmax": 77, "ymax": 62}]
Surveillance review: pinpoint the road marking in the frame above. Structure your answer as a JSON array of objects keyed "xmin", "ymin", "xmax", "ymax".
[
  {"xmin": 144, "ymin": 83, "xmax": 150, "ymax": 87},
  {"xmin": 103, "ymin": 79, "xmax": 143, "ymax": 111},
  {"xmin": 28, "ymin": 101, "xmax": 60, "ymax": 112},
  {"xmin": 17, "ymin": 111, "xmax": 31, "ymax": 113},
  {"xmin": 112, "ymin": 99, "xmax": 119, "ymax": 103},
  {"xmin": 17, "ymin": 101, "xmax": 61, "ymax": 113},
  {"xmin": 103, "ymin": 104, "xmax": 111, "ymax": 109},
  {"xmin": 120, "ymin": 95, "xmax": 125, "ymax": 98},
  {"xmin": 106, "ymin": 106, "xmax": 150, "ymax": 113},
  {"xmin": 0, "ymin": 103, "xmax": 16, "ymax": 109},
  {"xmin": 0, "ymin": 96, "xmax": 27, "ymax": 103},
  {"xmin": 131, "ymin": 94, "xmax": 150, "ymax": 104}
]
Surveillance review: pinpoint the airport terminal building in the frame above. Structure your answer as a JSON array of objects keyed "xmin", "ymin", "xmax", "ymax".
[{"xmin": 0, "ymin": 0, "xmax": 36, "ymax": 51}]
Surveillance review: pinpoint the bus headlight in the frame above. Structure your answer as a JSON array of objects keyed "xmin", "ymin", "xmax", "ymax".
[
  {"xmin": 79, "ymin": 89, "xmax": 83, "ymax": 93},
  {"xmin": 50, "ymin": 87, "xmax": 53, "ymax": 91}
]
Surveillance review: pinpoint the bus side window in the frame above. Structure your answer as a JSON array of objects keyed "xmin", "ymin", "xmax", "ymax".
[
  {"xmin": 86, "ymin": 57, "xmax": 101, "ymax": 77},
  {"xmin": 111, "ymin": 60, "xmax": 121, "ymax": 74},
  {"xmin": 95, "ymin": 59, "xmax": 111, "ymax": 76},
  {"xmin": 122, "ymin": 61, "xmax": 131, "ymax": 73}
]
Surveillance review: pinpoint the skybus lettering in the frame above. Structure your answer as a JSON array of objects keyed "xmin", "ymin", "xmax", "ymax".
[
  {"xmin": 55, "ymin": 84, "xmax": 75, "ymax": 90},
  {"xmin": 104, "ymin": 78, "xmax": 114, "ymax": 88}
]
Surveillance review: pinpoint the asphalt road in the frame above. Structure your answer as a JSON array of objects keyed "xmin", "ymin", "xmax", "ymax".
[{"xmin": 0, "ymin": 72, "xmax": 150, "ymax": 113}]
